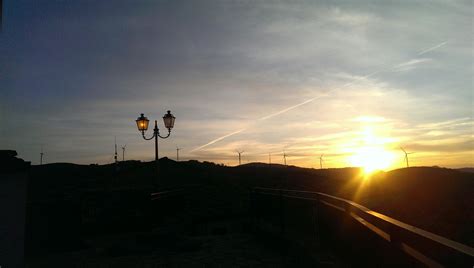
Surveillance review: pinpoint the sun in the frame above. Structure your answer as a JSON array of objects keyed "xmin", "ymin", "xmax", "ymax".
[
  {"xmin": 345, "ymin": 124, "xmax": 397, "ymax": 174},
  {"xmin": 349, "ymin": 147, "xmax": 395, "ymax": 173}
]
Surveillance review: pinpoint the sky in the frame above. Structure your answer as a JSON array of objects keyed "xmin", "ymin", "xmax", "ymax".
[{"xmin": 1, "ymin": 0, "xmax": 472, "ymax": 169}]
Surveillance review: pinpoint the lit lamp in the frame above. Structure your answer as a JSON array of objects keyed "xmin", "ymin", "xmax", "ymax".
[
  {"xmin": 136, "ymin": 114, "xmax": 150, "ymax": 134},
  {"xmin": 136, "ymin": 110, "xmax": 175, "ymax": 165}
]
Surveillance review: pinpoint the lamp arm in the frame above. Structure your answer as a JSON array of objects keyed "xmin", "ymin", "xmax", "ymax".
[
  {"xmin": 157, "ymin": 129, "xmax": 171, "ymax": 139},
  {"xmin": 142, "ymin": 131, "xmax": 156, "ymax": 140}
]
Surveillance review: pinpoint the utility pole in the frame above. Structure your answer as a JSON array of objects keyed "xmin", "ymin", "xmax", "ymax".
[
  {"xmin": 40, "ymin": 146, "xmax": 44, "ymax": 165},
  {"xmin": 176, "ymin": 146, "xmax": 181, "ymax": 161}
]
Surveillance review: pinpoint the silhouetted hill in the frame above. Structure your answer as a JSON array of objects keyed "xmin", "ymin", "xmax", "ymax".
[
  {"xmin": 238, "ymin": 162, "xmax": 288, "ymax": 168},
  {"xmin": 0, "ymin": 150, "xmax": 30, "ymax": 172},
  {"xmin": 356, "ymin": 167, "xmax": 473, "ymax": 246},
  {"xmin": 458, "ymin": 167, "xmax": 474, "ymax": 173},
  {"xmin": 27, "ymin": 159, "xmax": 473, "ymax": 246}
]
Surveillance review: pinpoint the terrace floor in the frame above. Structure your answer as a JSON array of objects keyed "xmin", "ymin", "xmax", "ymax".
[{"xmin": 27, "ymin": 219, "xmax": 341, "ymax": 268}]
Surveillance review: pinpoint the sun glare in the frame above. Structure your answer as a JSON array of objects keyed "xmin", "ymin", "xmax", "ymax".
[
  {"xmin": 349, "ymin": 147, "xmax": 395, "ymax": 173},
  {"xmin": 347, "ymin": 124, "xmax": 396, "ymax": 174}
]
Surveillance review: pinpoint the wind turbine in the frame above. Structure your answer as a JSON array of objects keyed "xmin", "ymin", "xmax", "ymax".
[
  {"xmin": 236, "ymin": 150, "xmax": 244, "ymax": 165},
  {"xmin": 400, "ymin": 147, "xmax": 414, "ymax": 168},
  {"xmin": 121, "ymin": 145, "xmax": 126, "ymax": 161},
  {"xmin": 40, "ymin": 145, "xmax": 44, "ymax": 165},
  {"xmin": 319, "ymin": 154, "xmax": 324, "ymax": 169},
  {"xmin": 269, "ymin": 153, "xmax": 272, "ymax": 165},
  {"xmin": 283, "ymin": 151, "xmax": 288, "ymax": 166},
  {"xmin": 176, "ymin": 146, "xmax": 181, "ymax": 161}
]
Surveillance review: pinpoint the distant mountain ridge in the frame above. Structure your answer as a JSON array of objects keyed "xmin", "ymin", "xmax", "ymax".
[
  {"xmin": 22, "ymin": 156, "xmax": 474, "ymax": 247},
  {"xmin": 457, "ymin": 167, "xmax": 474, "ymax": 173}
]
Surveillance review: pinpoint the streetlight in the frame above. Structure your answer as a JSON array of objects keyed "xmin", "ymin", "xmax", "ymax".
[{"xmin": 136, "ymin": 110, "xmax": 176, "ymax": 168}]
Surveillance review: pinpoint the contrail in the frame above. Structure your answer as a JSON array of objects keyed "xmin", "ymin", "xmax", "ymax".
[
  {"xmin": 258, "ymin": 69, "xmax": 382, "ymax": 122},
  {"xmin": 258, "ymin": 97, "xmax": 319, "ymax": 121},
  {"xmin": 417, "ymin": 41, "xmax": 447, "ymax": 56},
  {"xmin": 190, "ymin": 128, "xmax": 247, "ymax": 152},
  {"xmin": 191, "ymin": 70, "xmax": 381, "ymax": 152},
  {"xmin": 191, "ymin": 72, "xmax": 382, "ymax": 152},
  {"xmin": 191, "ymin": 42, "xmax": 448, "ymax": 152},
  {"xmin": 190, "ymin": 74, "xmax": 373, "ymax": 152}
]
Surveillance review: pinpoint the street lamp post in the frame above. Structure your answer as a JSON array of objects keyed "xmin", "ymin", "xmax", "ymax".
[{"xmin": 136, "ymin": 111, "xmax": 175, "ymax": 187}]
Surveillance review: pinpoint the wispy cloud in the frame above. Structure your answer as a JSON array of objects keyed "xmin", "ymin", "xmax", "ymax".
[
  {"xmin": 352, "ymin": 116, "xmax": 387, "ymax": 123},
  {"xmin": 2, "ymin": 1, "xmax": 471, "ymax": 168},
  {"xmin": 417, "ymin": 117, "xmax": 471, "ymax": 129},
  {"xmin": 191, "ymin": 41, "xmax": 449, "ymax": 153}
]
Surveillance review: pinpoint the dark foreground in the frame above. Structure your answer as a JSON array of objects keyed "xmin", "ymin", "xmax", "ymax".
[
  {"xmin": 27, "ymin": 186, "xmax": 338, "ymax": 267},
  {"xmin": 2, "ymin": 151, "xmax": 473, "ymax": 266}
]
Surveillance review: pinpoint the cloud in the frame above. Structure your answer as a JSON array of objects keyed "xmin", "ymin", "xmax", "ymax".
[
  {"xmin": 1, "ymin": 1, "xmax": 471, "ymax": 168},
  {"xmin": 352, "ymin": 116, "xmax": 387, "ymax": 123},
  {"xmin": 190, "ymin": 40, "xmax": 448, "ymax": 153},
  {"xmin": 408, "ymin": 140, "xmax": 474, "ymax": 153},
  {"xmin": 416, "ymin": 117, "xmax": 471, "ymax": 129}
]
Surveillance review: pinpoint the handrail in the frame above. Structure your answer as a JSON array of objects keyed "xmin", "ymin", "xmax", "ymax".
[
  {"xmin": 150, "ymin": 184, "xmax": 203, "ymax": 200},
  {"xmin": 150, "ymin": 188, "xmax": 187, "ymax": 198},
  {"xmin": 253, "ymin": 187, "xmax": 474, "ymax": 265}
]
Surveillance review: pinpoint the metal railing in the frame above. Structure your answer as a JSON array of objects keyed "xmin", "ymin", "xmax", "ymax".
[
  {"xmin": 150, "ymin": 184, "xmax": 203, "ymax": 200},
  {"xmin": 251, "ymin": 187, "xmax": 474, "ymax": 267}
]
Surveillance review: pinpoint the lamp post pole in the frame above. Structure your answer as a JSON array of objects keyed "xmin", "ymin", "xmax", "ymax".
[
  {"xmin": 154, "ymin": 120, "xmax": 159, "ymax": 162},
  {"xmin": 136, "ymin": 111, "xmax": 175, "ymax": 189}
]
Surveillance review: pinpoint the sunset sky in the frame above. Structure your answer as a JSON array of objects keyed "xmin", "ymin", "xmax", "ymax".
[{"xmin": 1, "ymin": 0, "xmax": 472, "ymax": 169}]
